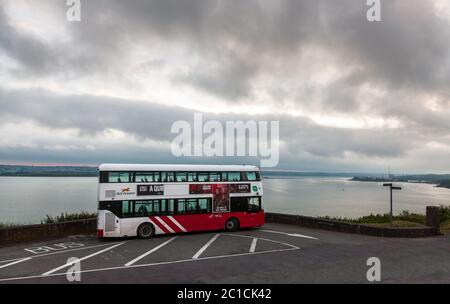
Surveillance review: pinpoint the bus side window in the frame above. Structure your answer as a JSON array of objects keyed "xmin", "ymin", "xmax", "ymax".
[
  {"xmin": 160, "ymin": 199, "xmax": 166, "ymax": 215},
  {"xmin": 187, "ymin": 198, "xmax": 197, "ymax": 214},
  {"xmin": 122, "ymin": 201, "xmax": 132, "ymax": 217},
  {"xmin": 168, "ymin": 199, "xmax": 175, "ymax": 215},
  {"xmin": 198, "ymin": 198, "xmax": 211, "ymax": 214},
  {"xmin": 177, "ymin": 199, "xmax": 186, "ymax": 214},
  {"xmin": 135, "ymin": 201, "xmax": 149, "ymax": 216},
  {"xmin": 230, "ymin": 197, "xmax": 247, "ymax": 212},
  {"xmin": 247, "ymin": 197, "xmax": 261, "ymax": 213},
  {"xmin": 151, "ymin": 200, "xmax": 160, "ymax": 215}
]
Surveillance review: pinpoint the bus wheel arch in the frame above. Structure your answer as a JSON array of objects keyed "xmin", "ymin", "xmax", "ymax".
[
  {"xmin": 225, "ymin": 217, "xmax": 240, "ymax": 232},
  {"xmin": 137, "ymin": 222, "xmax": 155, "ymax": 239}
]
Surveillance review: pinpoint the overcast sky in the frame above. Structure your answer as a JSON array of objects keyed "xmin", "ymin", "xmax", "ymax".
[{"xmin": 0, "ymin": 0, "xmax": 449, "ymax": 173}]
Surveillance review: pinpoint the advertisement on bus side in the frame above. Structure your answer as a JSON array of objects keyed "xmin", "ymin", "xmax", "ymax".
[{"xmin": 212, "ymin": 184, "xmax": 230, "ymax": 213}]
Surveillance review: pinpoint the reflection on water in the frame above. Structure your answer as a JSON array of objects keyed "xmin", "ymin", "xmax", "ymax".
[
  {"xmin": 0, "ymin": 176, "xmax": 449, "ymax": 224},
  {"xmin": 263, "ymin": 177, "xmax": 450, "ymax": 218},
  {"xmin": 0, "ymin": 177, "xmax": 98, "ymax": 224}
]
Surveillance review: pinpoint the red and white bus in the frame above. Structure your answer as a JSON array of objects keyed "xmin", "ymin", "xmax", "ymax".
[{"xmin": 97, "ymin": 164, "xmax": 264, "ymax": 238}]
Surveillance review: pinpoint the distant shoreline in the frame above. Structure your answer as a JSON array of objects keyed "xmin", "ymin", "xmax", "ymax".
[
  {"xmin": 1, "ymin": 164, "xmax": 450, "ymax": 189},
  {"xmin": 351, "ymin": 176, "xmax": 450, "ymax": 189}
]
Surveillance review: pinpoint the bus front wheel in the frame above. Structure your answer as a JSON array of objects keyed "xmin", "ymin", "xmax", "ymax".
[
  {"xmin": 137, "ymin": 223, "xmax": 155, "ymax": 239},
  {"xmin": 225, "ymin": 218, "xmax": 239, "ymax": 232}
]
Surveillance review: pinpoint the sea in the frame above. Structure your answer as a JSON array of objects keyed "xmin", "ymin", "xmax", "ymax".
[{"xmin": 0, "ymin": 176, "xmax": 449, "ymax": 224}]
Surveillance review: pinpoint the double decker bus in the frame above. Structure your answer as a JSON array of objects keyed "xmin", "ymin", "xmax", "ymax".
[{"xmin": 97, "ymin": 164, "xmax": 264, "ymax": 238}]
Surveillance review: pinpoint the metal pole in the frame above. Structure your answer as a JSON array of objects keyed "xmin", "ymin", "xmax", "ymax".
[{"xmin": 390, "ymin": 186, "xmax": 393, "ymax": 227}]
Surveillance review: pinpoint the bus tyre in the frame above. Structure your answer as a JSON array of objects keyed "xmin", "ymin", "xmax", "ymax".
[
  {"xmin": 137, "ymin": 223, "xmax": 155, "ymax": 239},
  {"xmin": 225, "ymin": 218, "xmax": 239, "ymax": 232}
]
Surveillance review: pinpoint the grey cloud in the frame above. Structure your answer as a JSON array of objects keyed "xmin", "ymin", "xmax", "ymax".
[
  {"xmin": 3, "ymin": 1, "xmax": 449, "ymax": 104},
  {"xmin": 174, "ymin": 54, "xmax": 258, "ymax": 99},
  {"xmin": 0, "ymin": 86, "xmax": 435, "ymax": 161},
  {"xmin": 0, "ymin": 87, "xmax": 190, "ymax": 141},
  {"xmin": 0, "ymin": 7, "xmax": 55, "ymax": 74}
]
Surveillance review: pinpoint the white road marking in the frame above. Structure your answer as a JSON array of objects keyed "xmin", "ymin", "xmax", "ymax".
[
  {"xmin": 192, "ymin": 234, "xmax": 220, "ymax": 259},
  {"xmin": 125, "ymin": 237, "xmax": 177, "ymax": 266},
  {"xmin": 0, "ymin": 247, "xmax": 300, "ymax": 283},
  {"xmin": 155, "ymin": 216, "xmax": 175, "ymax": 233},
  {"xmin": 42, "ymin": 242, "xmax": 126, "ymax": 276},
  {"xmin": 0, "ymin": 242, "xmax": 120, "ymax": 265},
  {"xmin": 249, "ymin": 238, "xmax": 258, "ymax": 253},
  {"xmin": 259, "ymin": 229, "xmax": 318, "ymax": 240},
  {"xmin": 223, "ymin": 233, "xmax": 300, "ymax": 249},
  {"xmin": 0, "ymin": 257, "xmax": 31, "ymax": 270},
  {"xmin": 167, "ymin": 216, "xmax": 188, "ymax": 232}
]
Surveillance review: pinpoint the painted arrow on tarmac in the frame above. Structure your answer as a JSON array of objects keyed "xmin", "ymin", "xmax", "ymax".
[{"xmin": 259, "ymin": 229, "xmax": 319, "ymax": 240}]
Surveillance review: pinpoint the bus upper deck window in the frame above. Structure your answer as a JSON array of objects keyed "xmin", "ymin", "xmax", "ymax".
[
  {"xmin": 228, "ymin": 172, "xmax": 241, "ymax": 181},
  {"xmin": 198, "ymin": 172, "xmax": 209, "ymax": 182},
  {"xmin": 187, "ymin": 172, "xmax": 198, "ymax": 182},
  {"xmin": 109, "ymin": 172, "xmax": 129, "ymax": 183},
  {"xmin": 246, "ymin": 172, "xmax": 257, "ymax": 181},
  {"xmin": 176, "ymin": 172, "xmax": 187, "ymax": 182},
  {"xmin": 161, "ymin": 172, "xmax": 175, "ymax": 183},
  {"xmin": 210, "ymin": 172, "xmax": 220, "ymax": 182},
  {"xmin": 221, "ymin": 172, "xmax": 228, "ymax": 181}
]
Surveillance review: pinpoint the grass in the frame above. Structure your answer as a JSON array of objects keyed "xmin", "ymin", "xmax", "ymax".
[
  {"xmin": 366, "ymin": 221, "xmax": 425, "ymax": 228},
  {"xmin": 320, "ymin": 210, "xmax": 426, "ymax": 225},
  {"xmin": 0, "ymin": 223, "xmax": 20, "ymax": 229},
  {"xmin": 441, "ymin": 221, "xmax": 450, "ymax": 235},
  {"xmin": 320, "ymin": 205, "xmax": 450, "ymax": 234}
]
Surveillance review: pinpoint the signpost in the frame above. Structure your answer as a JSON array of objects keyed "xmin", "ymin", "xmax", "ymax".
[{"xmin": 383, "ymin": 183, "xmax": 402, "ymax": 226}]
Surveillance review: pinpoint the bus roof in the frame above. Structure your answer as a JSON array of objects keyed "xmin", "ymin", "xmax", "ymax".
[{"xmin": 98, "ymin": 164, "xmax": 260, "ymax": 172}]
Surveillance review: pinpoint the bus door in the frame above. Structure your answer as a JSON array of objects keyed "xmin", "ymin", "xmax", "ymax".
[
  {"xmin": 99, "ymin": 202, "xmax": 122, "ymax": 237},
  {"xmin": 246, "ymin": 197, "xmax": 263, "ymax": 226}
]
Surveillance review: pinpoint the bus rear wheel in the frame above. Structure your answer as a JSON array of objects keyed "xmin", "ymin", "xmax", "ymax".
[
  {"xmin": 225, "ymin": 218, "xmax": 239, "ymax": 232},
  {"xmin": 137, "ymin": 223, "xmax": 155, "ymax": 239}
]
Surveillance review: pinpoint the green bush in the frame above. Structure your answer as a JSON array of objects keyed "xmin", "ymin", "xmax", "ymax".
[
  {"xmin": 40, "ymin": 211, "xmax": 97, "ymax": 224},
  {"xmin": 320, "ymin": 210, "xmax": 426, "ymax": 225},
  {"xmin": 439, "ymin": 205, "xmax": 450, "ymax": 223},
  {"xmin": 0, "ymin": 223, "xmax": 19, "ymax": 229}
]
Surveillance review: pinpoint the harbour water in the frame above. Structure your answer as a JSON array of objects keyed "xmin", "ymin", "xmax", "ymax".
[{"xmin": 0, "ymin": 176, "xmax": 448, "ymax": 224}]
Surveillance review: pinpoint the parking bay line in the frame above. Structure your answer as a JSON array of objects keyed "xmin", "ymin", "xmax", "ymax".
[
  {"xmin": 192, "ymin": 234, "xmax": 220, "ymax": 259},
  {"xmin": 0, "ymin": 247, "xmax": 300, "ymax": 283},
  {"xmin": 0, "ymin": 257, "xmax": 32, "ymax": 270},
  {"xmin": 42, "ymin": 242, "xmax": 126, "ymax": 276},
  {"xmin": 222, "ymin": 233, "xmax": 300, "ymax": 250},
  {"xmin": 259, "ymin": 229, "xmax": 319, "ymax": 240},
  {"xmin": 249, "ymin": 238, "xmax": 258, "ymax": 253},
  {"xmin": 125, "ymin": 237, "xmax": 177, "ymax": 266},
  {"xmin": 0, "ymin": 242, "xmax": 123, "ymax": 265}
]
